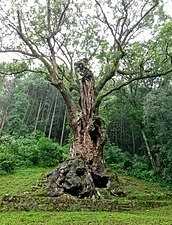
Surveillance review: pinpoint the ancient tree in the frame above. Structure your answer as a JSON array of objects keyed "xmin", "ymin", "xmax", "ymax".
[{"xmin": 0, "ymin": 0, "xmax": 171, "ymax": 197}]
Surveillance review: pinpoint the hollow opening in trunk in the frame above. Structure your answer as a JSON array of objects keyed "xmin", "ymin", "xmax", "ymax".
[
  {"xmin": 89, "ymin": 118, "xmax": 101, "ymax": 143},
  {"xmin": 92, "ymin": 172, "xmax": 109, "ymax": 188}
]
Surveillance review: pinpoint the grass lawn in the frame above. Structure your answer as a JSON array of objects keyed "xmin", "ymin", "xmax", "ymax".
[
  {"xmin": 1, "ymin": 167, "xmax": 172, "ymax": 224},
  {"xmin": 0, "ymin": 206, "xmax": 172, "ymax": 225},
  {"xmin": 0, "ymin": 167, "xmax": 52, "ymax": 196}
]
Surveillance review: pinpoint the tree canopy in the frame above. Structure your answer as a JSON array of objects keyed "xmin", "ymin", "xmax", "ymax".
[{"xmin": 0, "ymin": 0, "xmax": 171, "ymax": 109}]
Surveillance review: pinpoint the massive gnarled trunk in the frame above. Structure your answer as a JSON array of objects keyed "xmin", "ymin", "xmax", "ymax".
[
  {"xmin": 46, "ymin": 61, "xmax": 108, "ymax": 198},
  {"xmin": 70, "ymin": 73, "xmax": 107, "ymax": 186}
]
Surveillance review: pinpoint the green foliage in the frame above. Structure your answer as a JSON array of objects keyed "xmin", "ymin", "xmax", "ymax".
[
  {"xmin": 61, "ymin": 143, "xmax": 70, "ymax": 161},
  {"xmin": 0, "ymin": 62, "xmax": 29, "ymax": 78},
  {"xmin": 143, "ymin": 85, "xmax": 172, "ymax": 186},
  {"xmin": 128, "ymin": 156, "xmax": 157, "ymax": 181},
  {"xmin": 16, "ymin": 135, "xmax": 39, "ymax": 166},
  {"xmin": 37, "ymin": 137, "xmax": 63, "ymax": 167},
  {"xmin": 1, "ymin": 75, "xmax": 67, "ymax": 142},
  {"xmin": 104, "ymin": 141, "xmax": 130, "ymax": 170},
  {"xmin": 104, "ymin": 141, "xmax": 158, "ymax": 182},
  {"xmin": 0, "ymin": 152, "xmax": 17, "ymax": 175},
  {"xmin": 0, "ymin": 134, "xmax": 69, "ymax": 174},
  {"xmin": 100, "ymin": 88, "xmax": 145, "ymax": 156},
  {"xmin": 0, "ymin": 0, "xmax": 171, "ymax": 190}
]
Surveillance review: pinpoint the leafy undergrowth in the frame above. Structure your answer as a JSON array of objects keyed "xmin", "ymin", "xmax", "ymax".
[{"xmin": 0, "ymin": 206, "xmax": 172, "ymax": 225}]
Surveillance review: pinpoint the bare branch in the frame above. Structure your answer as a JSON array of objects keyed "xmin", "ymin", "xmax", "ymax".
[
  {"xmin": 118, "ymin": 0, "xmax": 131, "ymax": 42},
  {"xmin": 141, "ymin": 0, "xmax": 150, "ymax": 17},
  {"xmin": 96, "ymin": 68, "xmax": 172, "ymax": 108},
  {"xmin": 46, "ymin": 0, "xmax": 72, "ymax": 80},
  {"xmin": 17, "ymin": 10, "xmax": 22, "ymax": 33},
  {"xmin": 95, "ymin": 0, "xmax": 123, "ymax": 53},
  {"xmin": 48, "ymin": 0, "xmax": 71, "ymax": 38},
  {"xmin": 47, "ymin": 0, "xmax": 51, "ymax": 34},
  {"xmin": 0, "ymin": 69, "xmax": 47, "ymax": 76},
  {"xmin": 55, "ymin": 39, "xmax": 72, "ymax": 67},
  {"xmin": 7, "ymin": 10, "xmax": 54, "ymax": 77},
  {"xmin": 122, "ymin": 0, "xmax": 159, "ymax": 45},
  {"xmin": 95, "ymin": 56, "xmax": 121, "ymax": 95},
  {"xmin": 0, "ymin": 49, "xmax": 34, "ymax": 57},
  {"xmin": 56, "ymin": 0, "xmax": 71, "ymax": 32}
]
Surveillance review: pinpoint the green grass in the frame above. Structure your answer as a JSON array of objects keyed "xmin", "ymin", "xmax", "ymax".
[
  {"xmin": 0, "ymin": 167, "xmax": 52, "ymax": 195},
  {"xmin": 0, "ymin": 206, "xmax": 172, "ymax": 225},
  {"xmin": 0, "ymin": 167, "xmax": 170, "ymax": 198},
  {"xmin": 118, "ymin": 173, "xmax": 171, "ymax": 200},
  {"xmin": 1, "ymin": 167, "xmax": 172, "ymax": 224}
]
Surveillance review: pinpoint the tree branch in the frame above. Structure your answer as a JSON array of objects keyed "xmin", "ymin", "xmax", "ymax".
[
  {"xmin": 122, "ymin": 0, "xmax": 159, "ymax": 45},
  {"xmin": 48, "ymin": 0, "xmax": 71, "ymax": 39},
  {"xmin": 0, "ymin": 69, "xmax": 47, "ymax": 76},
  {"xmin": 96, "ymin": 68, "xmax": 172, "ymax": 108},
  {"xmin": 95, "ymin": 57, "xmax": 120, "ymax": 95},
  {"xmin": 95, "ymin": 0, "xmax": 123, "ymax": 53},
  {"xmin": 7, "ymin": 11, "xmax": 56, "ymax": 80},
  {"xmin": 0, "ymin": 49, "xmax": 34, "ymax": 57}
]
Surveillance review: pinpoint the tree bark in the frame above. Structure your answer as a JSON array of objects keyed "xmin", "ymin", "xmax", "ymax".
[
  {"xmin": 34, "ymin": 98, "xmax": 43, "ymax": 132},
  {"xmin": 131, "ymin": 126, "xmax": 136, "ymax": 155},
  {"xmin": 0, "ymin": 105, "xmax": 10, "ymax": 136},
  {"xmin": 70, "ymin": 75, "xmax": 107, "ymax": 186},
  {"xmin": 141, "ymin": 129, "xmax": 156, "ymax": 169},
  {"xmin": 46, "ymin": 60, "xmax": 108, "ymax": 197},
  {"xmin": 48, "ymin": 92, "xmax": 58, "ymax": 138},
  {"xmin": 44, "ymin": 96, "xmax": 54, "ymax": 133},
  {"xmin": 60, "ymin": 106, "xmax": 67, "ymax": 146}
]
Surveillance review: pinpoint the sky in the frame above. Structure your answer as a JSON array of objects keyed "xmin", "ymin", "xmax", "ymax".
[{"xmin": 163, "ymin": 0, "xmax": 172, "ymax": 16}]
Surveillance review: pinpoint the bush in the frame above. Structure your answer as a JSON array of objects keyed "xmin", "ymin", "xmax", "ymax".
[
  {"xmin": 104, "ymin": 141, "xmax": 130, "ymax": 170},
  {"xmin": 161, "ymin": 163, "xmax": 172, "ymax": 187},
  {"xmin": 0, "ymin": 134, "xmax": 68, "ymax": 172},
  {"xmin": 61, "ymin": 143, "xmax": 70, "ymax": 161},
  {"xmin": 0, "ymin": 134, "xmax": 39, "ymax": 167},
  {"xmin": 37, "ymin": 137, "xmax": 64, "ymax": 167},
  {"xmin": 0, "ymin": 152, "xmax": 17, "ymax": 174},
  {"xmin": 17, "ymin": 137, "xmax": 39, "ymax": 166},
  {"xmin": 128, "ymin": 155, "xmax": 157, "ymax": 181},
  {"xmin": 104, "ymin": 142, "xmax": 157, "ymax": 182}
]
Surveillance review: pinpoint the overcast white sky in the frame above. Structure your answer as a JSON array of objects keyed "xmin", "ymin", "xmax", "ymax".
[{"xmin": 163, "ymin": 0, "xmax": 172, "ymax": 16}]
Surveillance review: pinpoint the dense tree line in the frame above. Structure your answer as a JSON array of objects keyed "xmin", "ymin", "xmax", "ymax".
[
  {"xmin": 0, "ymin": 75, "xmax": 67, "ymax": 143},
  {"xmin": 101, "ymin": 77, "xmax": 172, "ymax": 186}
]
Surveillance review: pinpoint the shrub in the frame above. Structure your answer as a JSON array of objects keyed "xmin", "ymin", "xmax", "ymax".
[
  {"xmin": 104, "ymin": 141, "xmax": 130, "ymax": 170},
  {"xmin": 0, "ymin": 134, "xmax": 67, "ymax": 169},
  {"xmin": 0, "ymin": 152, "xmax": 17, "ymax": 174},
  {"xmin": 17, "ymin": 137, "xmax": 39, "ymax": 166},
  {"xmin": 0, "ymin": 133, "xmax": 70, "ymax": 173},
  {"xmin": 61, "ymin": 143, "xmax": 70, "ymax": 161},
  {"xmin": 128, "ymin": 155, "xmax": 157, "ymax": 181},
  {"xmin": 37, "ymin": 137, "xmax": 64, "ymax": 167}
]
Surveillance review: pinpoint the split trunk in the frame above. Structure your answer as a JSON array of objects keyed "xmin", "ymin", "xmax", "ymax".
[{"xmin": 46, "ymin": 63, "xmax": 108, "ymax": 198}]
